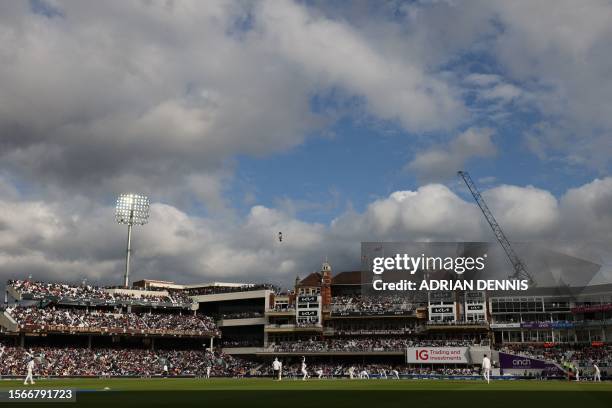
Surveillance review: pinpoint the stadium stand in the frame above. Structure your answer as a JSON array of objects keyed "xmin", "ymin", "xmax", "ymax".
[
  {"xmin": 6, "ymin": 306, "xmax": 220, "ymax": 337},
  {"xmin": 2, "ymin": 262, "xmax": 612, "ymax": 380}
]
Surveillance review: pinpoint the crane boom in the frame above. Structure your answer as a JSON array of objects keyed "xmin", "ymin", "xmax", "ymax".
[{"xmin": 457, "ymin": 171, "xmax": 534, "ymax": 285}]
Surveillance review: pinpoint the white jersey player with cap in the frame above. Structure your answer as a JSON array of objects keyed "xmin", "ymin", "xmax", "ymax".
[
  {"xmin": 301, "ymin": 357, "xmax": 310, "ymax": 380},
  {"xmin": 24, "ymin": 358, "xmax": 35, "ymax": 385},
  {"xmin": 482, "ymin": 354, "xmax": 492, "ymax": 384},
  {"xmin": 272, "ymin": 358, "xmax": 281, "ymax": 380},
  {"xmin": 594, "ymin": 363, "xmax": 601, "ymax": 382}
]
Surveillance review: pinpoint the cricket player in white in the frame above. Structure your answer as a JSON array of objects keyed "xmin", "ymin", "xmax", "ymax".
[
  {"xmin": 24, "ymin": 359, "xmax": 35, "ymax": 385},
  {"xmin": 379, "ymin": 369, "xmax": 387, "ymax": 379},
  {"xmin": 272, "ymin": 358, "xmax": 281, "ymax": 380},
  {"xmin": 348, "ymin": 366, "xmax": 355, "ymax": 380},
  {"xmin": 593, "ymin": 363, "xmax": 601, "ymax": 382},
  {"xmin": 301, "ymin": 357, "xmax": 309, "ymax": 380},
  {"xmin": 482, "ymin": 354, "xmax": 491, "ymax": 384},
  {"xmin": 359, "ymin": 369, "xmax": 369, "ymax": 379},
  {"xmin": 206, "ymin": 365, "xmax": 211, "ymax": 379},
  {"xmin": 316, "ymin": 368, "xmax": 323, "ymax": 379},
  {"xmin": 278, "ymin": 361, "xmax": 283, "ymax": 380},
  {"xmin": 391, "ymin": 369, "xmax": 400, "ymax": 379}
]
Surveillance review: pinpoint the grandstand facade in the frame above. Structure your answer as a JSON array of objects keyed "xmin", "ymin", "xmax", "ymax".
[{"xmin": 1, "ymin": 261, "xmax": 611, "ymax": 378}]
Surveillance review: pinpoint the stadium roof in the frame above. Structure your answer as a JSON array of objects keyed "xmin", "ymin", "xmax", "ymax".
[
  {"xmin": 298, "ymin": 272, "xmax": 322, "ymax": 287},
  {"xmin": 331, "ymin": 271, "xmax": 361, "ymax": 285}
]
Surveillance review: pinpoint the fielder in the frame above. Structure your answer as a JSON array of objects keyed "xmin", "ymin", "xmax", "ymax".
[
  {"xmin": 206, "ymin": 365, "xmax": 211, "ymax": 379},
  {"xmin": 301, "ymin": 357, "xmax": 310, "ymax": 381},
  {"xmin": 359, "ymin": 369, "xmax": 369, "ymax": 379},
  {"xmin": 272, "ymin": 358, "xmax": 281, "ymax": 380},
  {"xmin": 391, "ymin": 369, "xmax": 400, "ymax": 379},
  {"xmin": 482, "ymin": 354, "xmax": 491, "ymax": 384},
  {"xmin": 594, "ymin": 363, "xmax": 601, "ymax": 382},
  {"xmin": 348, "ymin": 366, "xmax": 355, "ymax": 379},
  {"xmin": 316, "ymin": 368, "xmax": 323, "ymax": 379},
  {"xmin": 24, "ymin": 358, "xmax": 35, "ymax": 385}
]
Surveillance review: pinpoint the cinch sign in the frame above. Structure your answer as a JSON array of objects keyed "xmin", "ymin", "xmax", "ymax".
[{"xmin": 406, "ymin": 347, "xmax": 469, "ymax": 364}]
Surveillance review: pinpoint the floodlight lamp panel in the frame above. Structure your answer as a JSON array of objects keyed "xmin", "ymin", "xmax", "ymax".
[{"xmin": 115, "ymin": 193, "xmax": 150, "ymax": 225}]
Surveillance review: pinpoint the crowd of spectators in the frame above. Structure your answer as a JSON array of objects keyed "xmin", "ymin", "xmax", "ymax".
[
  {"xmin": 7, "ymin": 306, "xmax": 220, "ymax": 336},
  {"xmin": 3, "ymin": 344, "xmax": 608, "ymax": 379},
  {"xmin": 268, "ymin": 337, "xmax": 476, "ymax": 352},
  {"xmin": 330, "ymin": 295, "xmax": 416, "ymax": 313},
  {"xmin": 426, "ymin": 320, "xmax": 488, "ymax": 326},
  {"xmin": 254, "ymin": 362, "xmax": 479, "ymax": 378},
  {"xmin": 219, "ymin": 311, "xmax": 263, "ymax": 320},
  {"xmin": 500, "ymin": 344, "xmax": 612, "ymax": 367},
  {"xmin": 187, "ymin": 284, "xmax": 278, "ymax": 296},
  {"xmin": 329, "ymin": 321, "xmax": 418, "ymax": 335},
  {"xmin": 0, "ymin": 345, "xmax": 254, "ymax": 377},
  {"xmin": 0, "ymin": 346, "xmax": 483, "ymax": 378},
  {"xmin": 222, "ymin": 339, "xmax": 263, "ymax": 348},
  {"xmin": 268, "ymin": 305, "xmax": 295, "ymax": 312},
  {"xmin": 7, "ymin": 280, "xmax": 192, "ymax": 306}
]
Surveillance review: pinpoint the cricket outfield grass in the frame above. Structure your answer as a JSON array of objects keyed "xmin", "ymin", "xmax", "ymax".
[{"xmin": 0, "ymin": 378, "xmax": 611, "ymax": 408}]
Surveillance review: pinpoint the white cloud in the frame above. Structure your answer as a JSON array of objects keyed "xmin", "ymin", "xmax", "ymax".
[
  {"xmin": 0, "ymin": 0, "xmax": 470, "ymax": 209},
  {"xmin": 407, "ymin": 127, "xmax": 496, "ymax": 182},
  {"xmin": 0, "ymin": 1, "xmax": 611, "ymax": 289},
  {"xmin": 487, "ymin": 0, "xmax": 612, "ymax": 168},
  {"xmin": 482, "ymin": 185, "xmax": 560, "ymax": 238},
  {"xmin": 0, "ymin": 176, "xmax": 611, "ymax": 287}
]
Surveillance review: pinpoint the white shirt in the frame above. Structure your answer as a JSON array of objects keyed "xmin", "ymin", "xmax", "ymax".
[
  {"xmin": 482, "ymin": 357, "xmax": 491, "ymax": 370},
  {"xmin": 594, "ymin": 365, "xmax": 600, "ymax": 374},
  {"xmin": 272, "ymin": 360, "xmax": 281, "ymax": 370},
  {"xmin": 27, "ymin": 360, "xmax": 35, "ymax": 372},
  {"xmin": 301, "ymin": 362, "xmax": 307, "ymax": 370}
]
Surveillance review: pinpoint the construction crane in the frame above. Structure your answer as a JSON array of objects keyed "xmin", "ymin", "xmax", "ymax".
[{"xmin": 458, "ymin": 171, "xmax": 535, "ymax": 286}]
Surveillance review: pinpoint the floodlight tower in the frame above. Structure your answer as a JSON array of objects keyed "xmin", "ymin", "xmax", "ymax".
[{"xmin": 115, "ymin": 193, "xmax": 150, "ymax": 288}]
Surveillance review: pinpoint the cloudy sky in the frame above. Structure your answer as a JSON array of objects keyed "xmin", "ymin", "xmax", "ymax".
[{"xmin": 0, "ymin": 0, "xmax": 611, "ymax": 288}]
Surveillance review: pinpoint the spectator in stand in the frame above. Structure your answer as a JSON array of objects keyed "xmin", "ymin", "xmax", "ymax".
[
  {"xmin": 0, "ymin": 345, "xmax": 255, "ymax": 377},
  {"xmin": 268, "ymin": 337, "xmax": 477, "ymax": 353},
  {"xmin": 187, "ymin": 284, "xmax": 279, "ymax": 296},
  {"xmin": 8, "ymin": 280, "xmax": 193, "ymax": 306},
  {"xmin": 330, "ymin": 295, "xmax": 415, "ymax": 314},
  {"xmin": 7, "ymin": 306, "xmax": 220, "ymax": 336}
]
